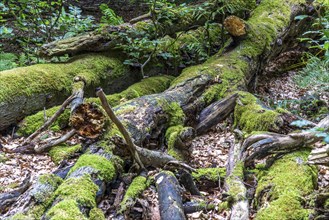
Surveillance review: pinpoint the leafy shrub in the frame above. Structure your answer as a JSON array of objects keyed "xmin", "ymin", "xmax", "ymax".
[
  {"xmin": 99, "ymin": 4, "xmax": 123, "ymax": 25},
  {"xmin": 0, "ymin": 53, "xmax": 17, "ymax": 71}
]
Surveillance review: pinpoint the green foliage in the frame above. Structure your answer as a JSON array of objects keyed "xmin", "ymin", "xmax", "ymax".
[
  {"xmin": 0, "ymin": 53, "xmax": 17, "ymax": 71},
  {"xmin": 0, "ymin": 0, "xmax": 95, "ymax": 64},
  {"xmin": 295, "ymin": 3, "xmax": 329, "ymax": 91},
  {"xmin": 56, "ymin": 6, "xmax": 95, "ymax": 39},
  {"xmin": 99, "ymin": 4, "xmax": 123, "ymax": 25},
  {"xmin": 294, "ymin": 55, "xmax": 329, "ymax": 91}
]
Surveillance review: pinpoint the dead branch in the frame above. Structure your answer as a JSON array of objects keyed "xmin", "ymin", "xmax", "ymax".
[
  {"xmin": 96, "ymin": 87, "xmax": 145, "ymax": 170},
  {"xmin": 22, "ymin": 95, "xmax": 75, "ymax": 145},
  {"xmin": 34, "ymin": 129, "xmax": 76, "ymax": 153}
]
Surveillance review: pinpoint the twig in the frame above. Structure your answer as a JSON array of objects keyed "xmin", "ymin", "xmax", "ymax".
[
  {"xmin": 22, "ymin": 95, "xmax": 75, "ymax": 145},
  {"xmin": 96, "ymin": 88, "xmax": 145, "ymax": 170},
  {"xmin": 34, "ymin": 129, "xmax": 76, "ymax": 153}
]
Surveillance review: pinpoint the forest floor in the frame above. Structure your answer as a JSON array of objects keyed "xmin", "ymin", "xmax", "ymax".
[{"xmin": 0, "ymin": 69, "xmax": 328, "ymax": 219}]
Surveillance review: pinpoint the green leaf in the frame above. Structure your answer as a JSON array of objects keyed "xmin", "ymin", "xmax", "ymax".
[{"xmin": 294, "ymin": 15, "xmax": 308, "ymax": 21}]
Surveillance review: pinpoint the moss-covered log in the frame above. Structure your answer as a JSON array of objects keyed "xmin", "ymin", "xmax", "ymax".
[
  {"xmin": 0, "ymin": 53, "xmax": 139, "ymax": 131},
  {"xmin": 40, "ymin": 0, "xmax": 256, "ymax": 57},
  {"xmin": 254, "ymin": 151, "xmax": 317, "ymax": 220},
  {"xmin": 6, "ymin": 147, "xmax": 121, "ymax": 219}
]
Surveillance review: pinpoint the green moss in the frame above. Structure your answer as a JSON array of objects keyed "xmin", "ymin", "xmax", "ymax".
[
  {"xmin": 120, "ymin": 176, "xmax": 148, "ymax": 212},
  {"xmin": 255, "ymin": 151, "xmax": 317, "ymax": 220},
  {"xmin": 0, "ymin": 53, "xmax": 127, "ymax": 103},
  {"xmin": 68, "ymin": 154, "xmax": 116, "ymax": 181},
  {"xmin": 55, "ymin": 175, "xmax": 98, "ymax": 208},
  {"xmin": 218, "ymin": 201, "xmax": 229, "ymax": 212},
  {"xmin": 89, "ymin": 208, "xmax": 105, "ymax": 220},
  {"xmin": 225, "ymin": 162, "xmax": 246, "ymax": 204},
  {"xmin": 165, "ymin": 125, "xmax": 184, "ymax": 160},
  {"xmin": 160, "ymin": 102, "xmax": 185, "ymax": 127},
  {"xmin": 89, "ymin": 75, "xmax": 174, "ymax": 107},
  {"xmin": 18, "ymin": 75, "xmax": 173, "ymax": 136},
  {"xmin": 49, "ymin": 144, "xmax": 82, "ymax": 164},
  {"xmin": 9, "ymin": 213, "xmax": 32, "ymax": 220},
  {"xmin": 234, "ymin": 92, "xmax": 280, "ymax": 133},
  {"xmin": 39, "ymin": 173, "xmax": 63, "ymax": 188},
  {"xmin": 192, "ymin": 168, "xmax": 226, "ymax": 182},
  {"xmin": 0, "ymin": 152, "xmax": 8, "ymax": 163},
  {"xmin": 161, "ymin": 102, "xmax": 187, "ymax": 160},
  {"xmin": 18, "ymin": 107, "xmax": 70, "ymax": 136},
  {"xmin": 46, "ymin": 199, "xmax": 88, "ymax": 220}
]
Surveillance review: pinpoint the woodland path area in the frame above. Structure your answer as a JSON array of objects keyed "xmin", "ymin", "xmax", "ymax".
[{"xmin": 0, "ymin": 0, "xmax": 329, "ymax": 219}]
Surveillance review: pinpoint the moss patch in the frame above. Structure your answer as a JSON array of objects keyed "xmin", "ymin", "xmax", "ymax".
[
  {"xmin": 89, "ymin": 208, "xmax": 105, "ymax": 220},
  {"xmin": 55, "ymin": 175, "xmax": 99, "ymax": 208},
  {"xmin": 192, "ymin": 168, "xmax": 226, "ymax": 182},
  {"xmin": 255, "ymin": 150, "xmax": 317, "ymax": 220},
  {"xmin": 120, "ymin": 176, "xmax": 148, "ymax": 212},
  {"xmin": 46, "ymin": 199, "xmax": 88, "ymax": 220},
  {"xmin": 89, "ymin": 75, "xmax": 173, "ymax": 106},
  {"xmin": 17, "ymin": 107, "xmax": 70, "ymax": 136},
  {"xmin": 68, "ymin": 154, "xmax": 116, "ymax": 181},
  {"xmin": 234, "ymin": 92, "xmax": 280, "ymax": 133},
  {"xmin": 49, "ymin": 144, "xmax": 82, "ymax": 164},
  {"xmin": 162, "ymin": 102, "xmax": 187, "ymax": 160},
  {"xmin": 0, "ymin": 53, "xmax": 126, "ymax": 103}
]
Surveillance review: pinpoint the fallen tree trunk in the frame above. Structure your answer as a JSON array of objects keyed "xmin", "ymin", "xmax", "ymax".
[
  {"xmin": 0, "ymin": 53, "xmax": 138, "ymax": 131},
  {"xmin": 39, "ymin": 0, "xmax": 256, "ymax": 57}
]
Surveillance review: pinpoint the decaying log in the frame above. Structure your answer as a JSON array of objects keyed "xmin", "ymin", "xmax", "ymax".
[
  {"xmin": 17, "ymin": 75, "xmax": 174, "ymax": 137},
  {"xmin": 39, "ymin": 1, "xmax": 255, "ymax": 57},
  {"xmin": 196, "ymin": 93, "xmax": 238, "ymax": 134},
  {"xmin": 242, "ymin": 115, "xmax": 329, "ymax": 165},
  {"xmin": 0, "ymin": 53, "xmax": 138, "ymax": 132},
  {"xmin": 3, "ymin": 173, "xmax": 63, "ymax": 218},
  {"xmin": 156, "ymin": 171, "xmax": 186, "ymax": 220},
  {"xmin": 176, "ymin": 169, "xmax": 201, "ymax": 196}
]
